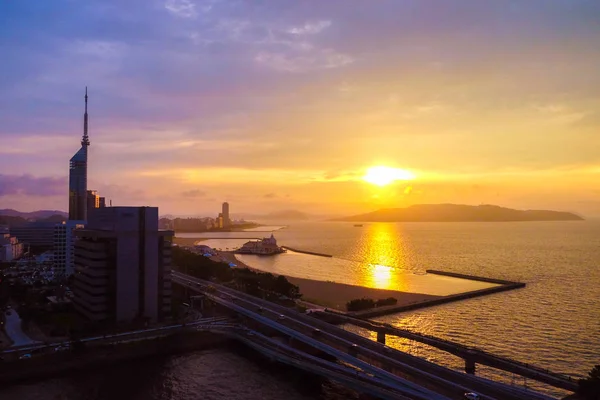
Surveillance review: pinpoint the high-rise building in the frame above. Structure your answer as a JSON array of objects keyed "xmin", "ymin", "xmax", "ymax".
[
  {"xmin": 98, "ymin": 197, "xmax": 106, "ymax": 208},
  {"xmin": 0, "ymin": 233, "xmax": 24, "ymax": 262},
  {"xmin": 53, "ymin": 220, "xmax": 85, "ymax": 276},
  {"xmin": 222, "ymin": 202, "xmax": 230, "ymax": 228},
  {"xmin": 9, "ymin": 222, "xmax": 56, "ymax": 250},
  {"xmin": 72, "ymin": 207, "xmax": 173, "ymax": 324},
  {"xmin": 69, "ymin": 88, "xmax": 90, "ymax": 221}
]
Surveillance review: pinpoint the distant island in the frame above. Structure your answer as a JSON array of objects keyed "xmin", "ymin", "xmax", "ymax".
[{"xmin": 334, "ymin": 204, "xmax": 584, "ymax": 222}]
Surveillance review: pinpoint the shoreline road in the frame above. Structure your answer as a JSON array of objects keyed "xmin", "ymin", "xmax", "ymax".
[{"xmin": 4, "ymin": 310, "xmax": 38, "ymax": 347}]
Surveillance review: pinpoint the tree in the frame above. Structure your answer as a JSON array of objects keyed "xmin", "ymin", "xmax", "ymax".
[
  {"xmin": 346, "ymin": 298, "xmax": 376, "ymax": 312},
  {"xmin": 578, "ymin": 365, "xmax": 600, "ymax": 400}
]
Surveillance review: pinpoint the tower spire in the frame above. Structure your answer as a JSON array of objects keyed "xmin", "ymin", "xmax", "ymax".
[{"xmin": 82, "ymin": 87, "xmax": 90, "ymax": 147}]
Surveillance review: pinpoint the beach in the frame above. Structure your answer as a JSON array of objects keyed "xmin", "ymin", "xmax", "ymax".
[{"xmin": 217, "ymin": 251, "xmax": 440, "ymax": 311}]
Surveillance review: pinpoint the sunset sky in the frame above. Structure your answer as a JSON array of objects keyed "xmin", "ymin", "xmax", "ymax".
[{"xmin": 1, "ymin": 1, "xmax": 599, "ymax": 216}]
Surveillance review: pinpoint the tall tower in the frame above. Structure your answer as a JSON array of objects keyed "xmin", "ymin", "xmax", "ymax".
[
  {"xmin": 69, "ymin": 88, "xmax": 90, "ymax": 221},
  {"xmin": 222, "ymin": 202, "xmax": 230, "ymax": 228}
]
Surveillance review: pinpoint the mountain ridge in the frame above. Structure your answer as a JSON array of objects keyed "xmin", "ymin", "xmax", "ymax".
[
  {"xmin": 334, "ymin": 204, "xmax": 584, "ymax": 222},
  {"xmin": 0, "ymin": 209, "xmax": 68, "ymax": 219}
]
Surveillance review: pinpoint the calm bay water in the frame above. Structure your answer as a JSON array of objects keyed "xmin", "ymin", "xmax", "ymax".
[
  {"xmin": 183, "ymin": 221, "xmax": 600, "ymax": 397},
  {"xmin": 5, "ymin": 221, "xmax": 599, "ymax": 398}
]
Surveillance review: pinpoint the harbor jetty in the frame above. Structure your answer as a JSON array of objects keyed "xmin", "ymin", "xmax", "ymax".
[
  {"xmin": 351, "ymin": 270, "xmax": 526, "ymax": 318},
  {"xmin": 281, "ymin": 246, "xmax": 333, "ymax": 258}
]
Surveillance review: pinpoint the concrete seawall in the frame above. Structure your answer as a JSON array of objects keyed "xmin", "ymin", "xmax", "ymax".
[
  {"xmin": 351, "ymin": 272, "xmax": 526, "ymax": 319},
  {"xmin": 281, "ymin": 247, "xmax": 333, "ymax": 258},
  {"xmin": 426, "ymin": 270, "xmax": 523, "ymax": 285}
]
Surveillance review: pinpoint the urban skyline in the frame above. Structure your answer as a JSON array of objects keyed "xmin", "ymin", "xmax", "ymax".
[{"xmin": 1, "ymin": 1, "xmax": 599, "ymax": 217}]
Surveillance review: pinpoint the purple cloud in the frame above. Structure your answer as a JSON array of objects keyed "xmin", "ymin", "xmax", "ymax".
[{"xmin": 0, "ymin": 174, "xmax": 65, "ymax": 196}]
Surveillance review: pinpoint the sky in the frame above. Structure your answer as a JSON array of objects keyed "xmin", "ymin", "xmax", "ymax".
[{"xmin": 1, "ymin": 0, "xmax": 599, "ymax": 217}]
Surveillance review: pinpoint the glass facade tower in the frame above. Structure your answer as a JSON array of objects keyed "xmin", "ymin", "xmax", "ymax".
[{"xmin": 69, "ymin": 88, "xmax": 90, "ymax": 221}]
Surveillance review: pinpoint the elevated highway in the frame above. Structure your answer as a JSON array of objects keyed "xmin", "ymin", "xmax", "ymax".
[
  {"xmin": 325, "ymin": 312, "xmax": 577, "ymax": 392},
  {"xmin": 173, "ymin": 272, "xmax": 557, "ymax": 400}
]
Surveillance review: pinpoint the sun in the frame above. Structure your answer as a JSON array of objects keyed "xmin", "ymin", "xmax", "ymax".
[{"xmin": 362, "ymin": 166, "xmax": 416, "ymax": 186}]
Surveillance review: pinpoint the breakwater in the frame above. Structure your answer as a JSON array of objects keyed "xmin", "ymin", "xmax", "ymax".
[
  {"xmin": 350, "ymin": 271, "xmax": 526, "ymax": 319},
  {"xmin": 426, "ymin": 269, "xmax": 523, "ymax": 285},
  {"xmin": 281, "ymin": 247, "xmax": 333, "ymax": 258}
]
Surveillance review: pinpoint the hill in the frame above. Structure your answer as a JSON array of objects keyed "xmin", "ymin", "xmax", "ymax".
[
  {"xmin": 334, "ymin": 204, "xmax": 584, "ymax": 222},
  {"xmin": 0, "ymin": 209, "xmax": 68, "ymax": 219},
  {"xmin": 0, "ymin": 209, "xmax": 68, "ymax": 227}
]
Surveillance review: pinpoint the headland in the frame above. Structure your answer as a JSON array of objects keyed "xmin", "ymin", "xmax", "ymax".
[{"xmin": 334, "ymin": 203, "xmax": 584, "ymax": 222}]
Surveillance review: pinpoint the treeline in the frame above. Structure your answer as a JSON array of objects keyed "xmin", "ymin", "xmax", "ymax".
[
  {"xmin": 578, "ymin": 364, "xmax": 600, "ymax": 400},
  {"xmin": 171, "ymin": 246, "xmax": 300, "ymax": 300},
  {"xmin": 346, "ymin": 297, "xmax": 398, "ymax": 312}
]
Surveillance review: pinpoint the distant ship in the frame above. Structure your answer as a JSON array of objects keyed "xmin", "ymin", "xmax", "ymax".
[
  {"xmin": 236, "ymin": 234, "xmax": 286, "ymax": 255},
  {"xmin": 353, "ymin": 224, "xmax": 363, "ymax": 227}
]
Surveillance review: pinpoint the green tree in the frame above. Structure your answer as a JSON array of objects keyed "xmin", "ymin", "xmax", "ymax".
[{"xmin": 578, "ymin": 365, "xmax": 600, "ymax": 400}]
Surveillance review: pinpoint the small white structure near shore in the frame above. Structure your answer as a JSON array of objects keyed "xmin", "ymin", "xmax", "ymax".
[{"xmin": 237, "ymin": 234, "xmax": 285, "ymax": 255}]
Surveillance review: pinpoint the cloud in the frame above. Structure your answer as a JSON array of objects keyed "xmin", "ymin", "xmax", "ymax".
[
  {"xmin": 164, "ymin": 0, "xmax": 198, "ymax": 18},
  {"xmin": 287, "ymin": 20, "xmax": 332, "ymax": 35},
  {"xmin": 0, "ymin": 174, "xmax": 65, "ymax": 197},
  {"xmin": 255, "ymin": 49, "xmax": 353, "ymax": 72},
  {"xmin": 181, "ymin": 189, "xmax": 207, "ymax": 198},
  {"xmin": 1, "ymin": 0, "xmax": 600, "ymax": 214}
]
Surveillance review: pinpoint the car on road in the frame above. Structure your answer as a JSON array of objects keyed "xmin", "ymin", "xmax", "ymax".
[
  {"xmin": 277, "ymin": 314, "xmax": 285, "ymax": 320},
  {"xmin": 54, "ymin": 345, "xmax": 70, "ymax": 352},
  {"xmin": 19, "ymin": 354, "xmax": 32, "ymax": 360},
  {"xmin": 464, "ymin": 393, "xmax": 481, "ymax": 400}
]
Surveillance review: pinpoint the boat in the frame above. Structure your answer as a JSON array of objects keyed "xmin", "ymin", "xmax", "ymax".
[{"xmin": 353, "ymin": 224, "xmax": 363, "ymax": 227}]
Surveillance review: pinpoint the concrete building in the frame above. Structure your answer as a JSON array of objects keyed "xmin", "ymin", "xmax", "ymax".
[
  {"xmin": 72, "ymin": 207, "xmax": 173, "ymax": 324},
  {"xmin": 222, "ymin": 202, "xmax": 231, "ymax": 228},
  {"xmin": 9, "ymin": 222, "xmax": 56, "ymax": 250},
  {"xmin": 54, "ymin": 220, "xmax": 85, "ymax": 276},
  {"xmin": 0, "ymin": 233, "xmax": 24, "ymax": 262},
  {"xmin": 69, "ymin": 88, "xmax": 90, "ymax": 221},
  {"xmin": 98, "ymin": 197, "xmax": 106, "ymax": 208}
]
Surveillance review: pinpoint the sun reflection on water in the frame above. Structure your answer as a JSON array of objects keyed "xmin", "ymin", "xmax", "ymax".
[
  {"xmin": 357, "ymin": 223, "xmax": 411, "ymax": 291},
  {"xmin": 371, "ymin": 264, "xmax": 393, "ymax": 288}
]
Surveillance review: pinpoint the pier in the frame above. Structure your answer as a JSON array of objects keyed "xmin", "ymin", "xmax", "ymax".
[
  {"xmin": 350, "ymin": 271, "xmax": 526, "ymax": 318},
  {"xmin": 281, "ymin": 246, "xmax": 333, "ymax": 257}
]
